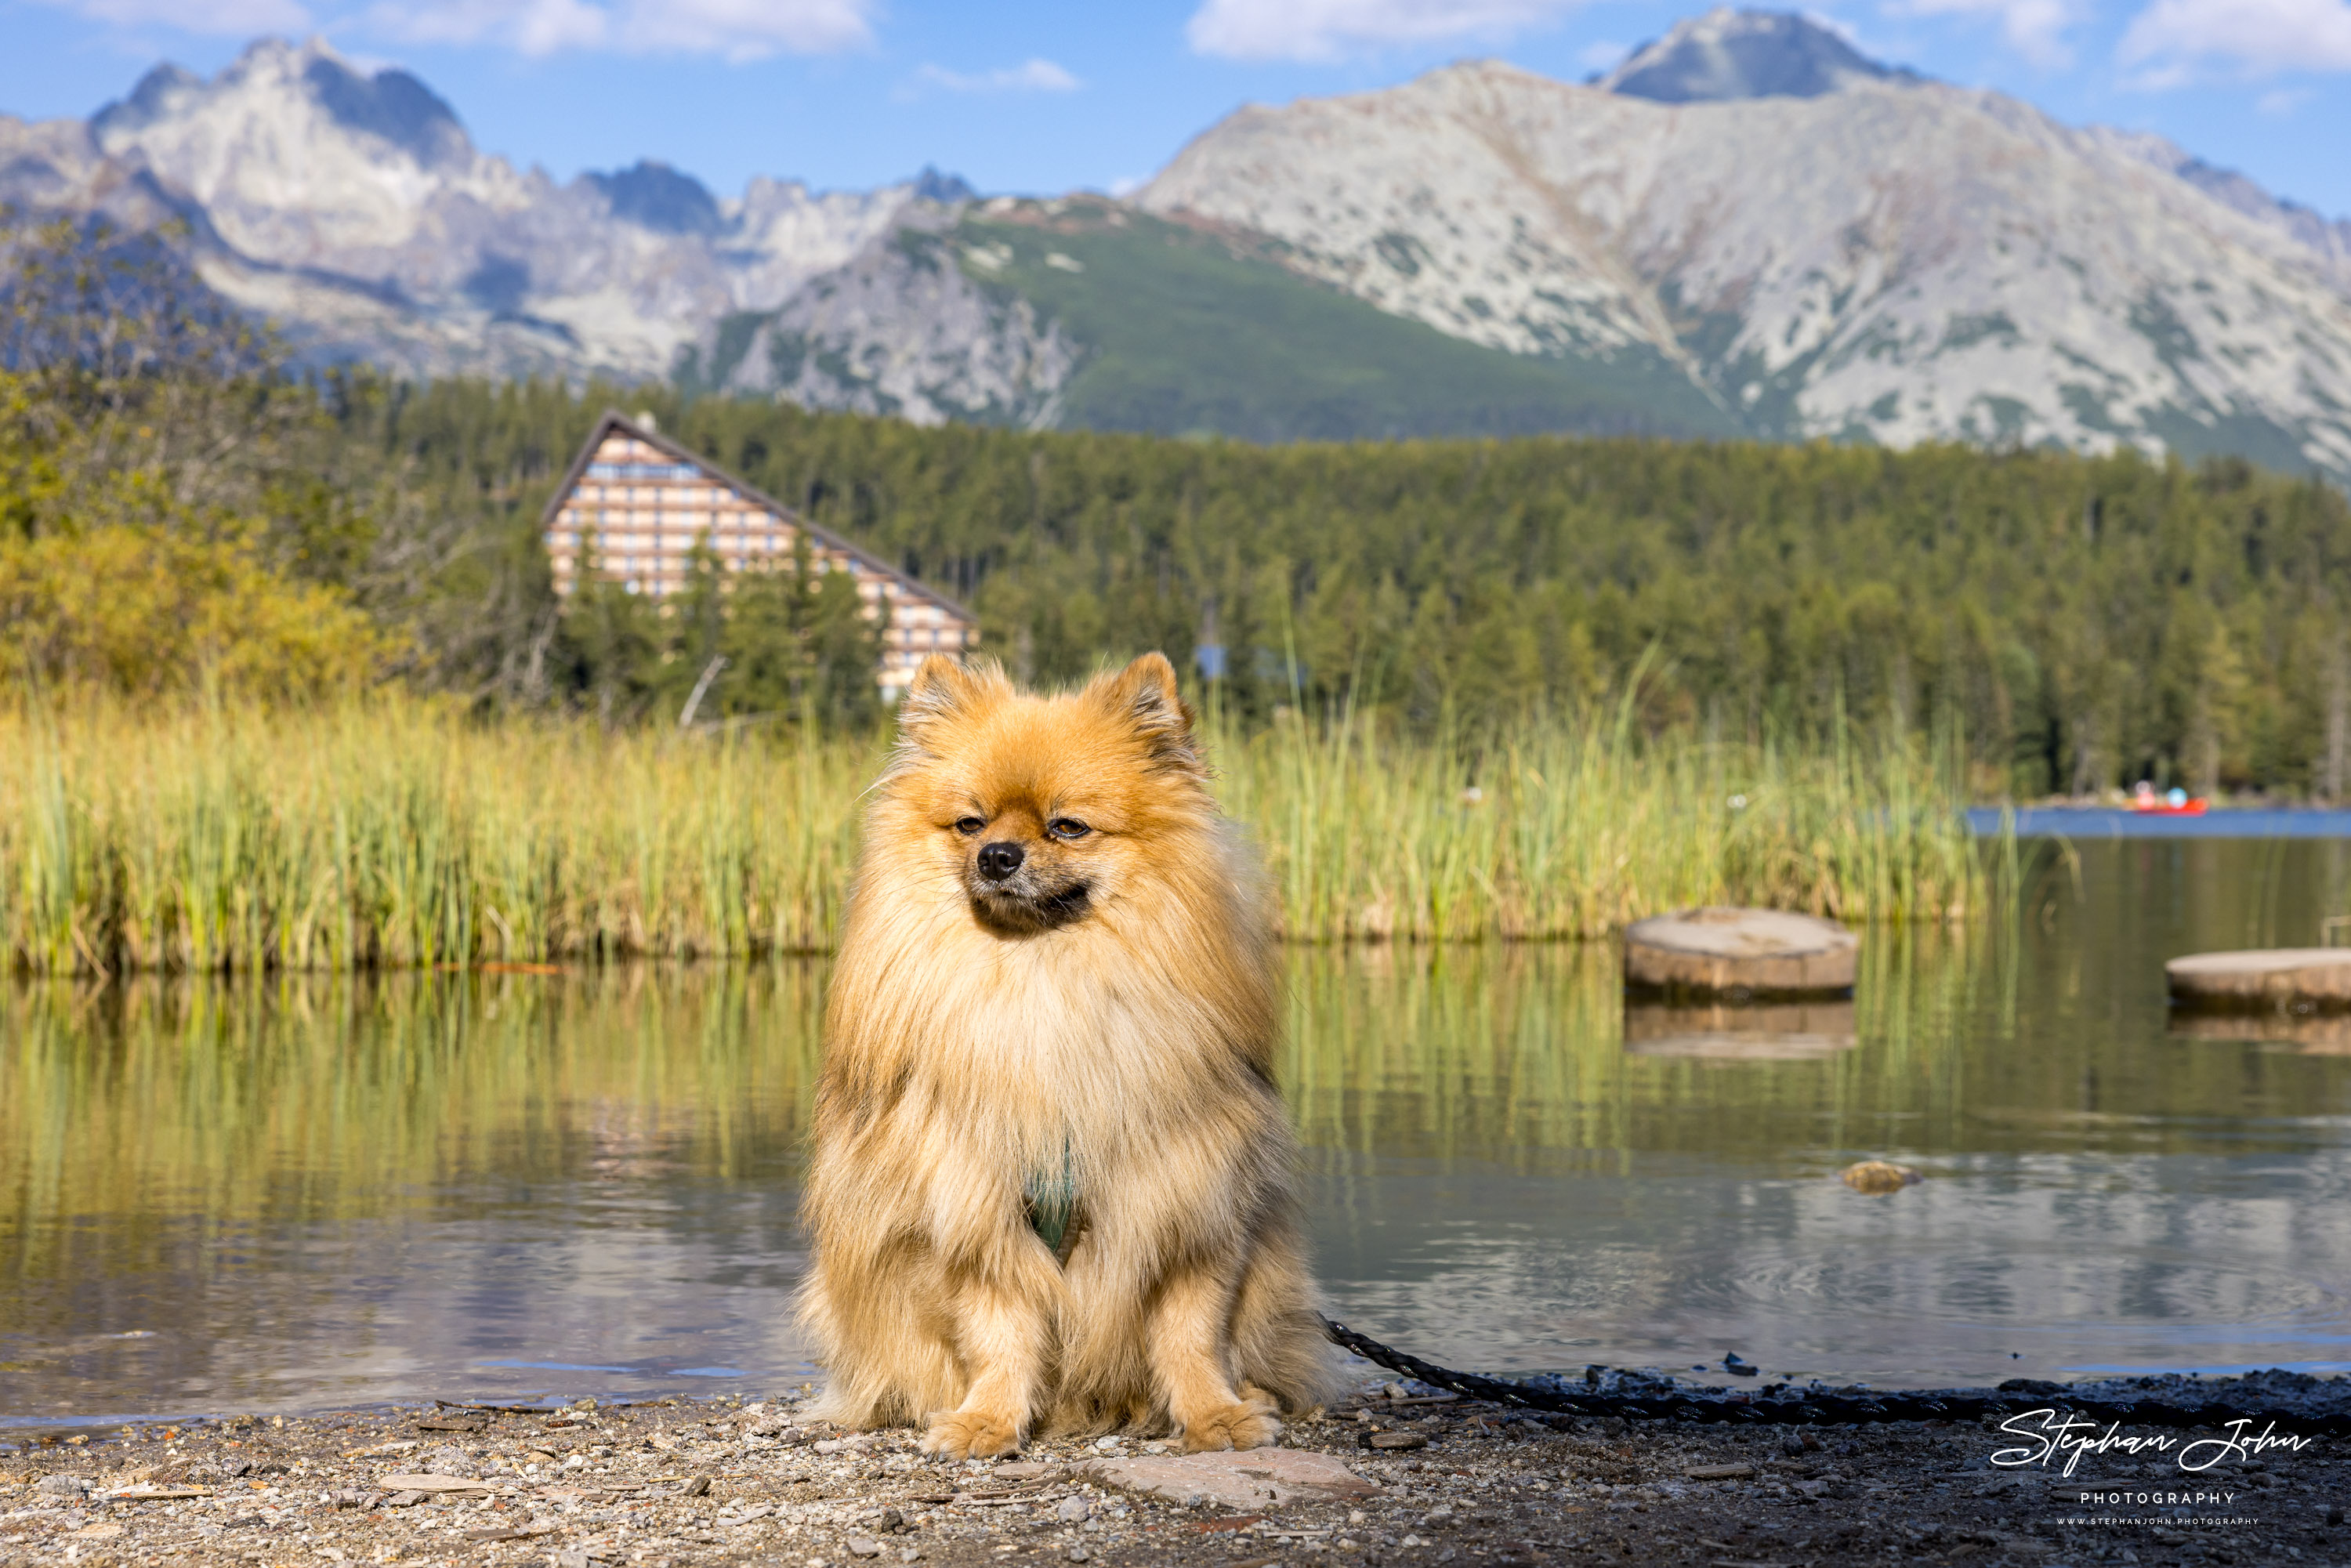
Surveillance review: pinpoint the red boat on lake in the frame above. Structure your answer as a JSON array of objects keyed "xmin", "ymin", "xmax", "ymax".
[{"xmin": 2130, "ymin": 783, "xmax": 2208, "ymax": 816}]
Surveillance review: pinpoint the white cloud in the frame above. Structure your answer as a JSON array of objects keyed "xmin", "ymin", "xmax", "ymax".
[
  {"xmin": 907, "ymin": 58, "xmax": 1081, "ymax": 93},
  {"xmin": 28, "ymin": 0, "xmax": 309, "ymax": 32},
  {"xmin": 367, "ymin": 0, "xmax": 874, "ymax": 59},
  {"xmin": 1894, "ymin": 0, "xmax": 2082, "ymax": 67},
  {"xmin": 2256, "ymin": 83, "xmax": 2314, "ymax": 110},
  {"xmin": 1185, "ymin": 0, "xmax": 1578, "ymax": 61},
  {"xmin": 2120, "ymin": 0, "xmax": 2351, "ymax": 80}
]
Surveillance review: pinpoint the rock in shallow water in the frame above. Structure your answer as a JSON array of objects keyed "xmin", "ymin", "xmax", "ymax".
[{"xmin": 1840, "ymin": 1160, "xmax": 1922, "ymax": 1193}]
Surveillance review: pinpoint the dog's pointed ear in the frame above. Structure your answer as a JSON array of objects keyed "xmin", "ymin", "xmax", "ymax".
[
  {"xmin": 897, "ymin": 655, "xmax": 1002, "ymax": 749},
  {"xmin": 1087, "ymin": 652, "xmax": 1200, "ymax": 773}
]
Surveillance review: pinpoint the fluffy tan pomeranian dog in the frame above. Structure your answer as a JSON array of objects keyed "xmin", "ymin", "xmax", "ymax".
[{"xmin": 796, "ymin": 651, "xmax": 1336, "ymax": 1458}]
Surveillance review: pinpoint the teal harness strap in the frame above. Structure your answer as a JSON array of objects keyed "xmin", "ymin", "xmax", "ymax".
[{"xmin": 1023, "ymin": 1142, "xmax": 1080, "ymax": 1262}]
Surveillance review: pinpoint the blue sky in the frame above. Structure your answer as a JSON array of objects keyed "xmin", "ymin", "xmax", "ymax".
[{"xmin": 3, "ymin": 0, "xmax": 2348, "ymax": 219}]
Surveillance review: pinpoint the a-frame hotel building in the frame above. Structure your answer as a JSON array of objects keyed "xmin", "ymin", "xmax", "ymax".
[{"xmin": 541, "ymin": 411, "xmax": 979, "ymax": 697}]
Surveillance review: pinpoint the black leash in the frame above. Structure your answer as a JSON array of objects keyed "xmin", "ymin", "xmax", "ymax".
[{"xmin": 1321, "ymin": 1317, "xmax": 2351, "ymax": 1439}]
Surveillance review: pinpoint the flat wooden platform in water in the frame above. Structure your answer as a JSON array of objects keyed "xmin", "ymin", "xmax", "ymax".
[
  {"xmin": 2165, "ymin": 947, "xmax": 2351, "ymax": 1012},
  {"xmin": 1622, "ymin": 907, "xmax": 1857, "ymax": 998}
]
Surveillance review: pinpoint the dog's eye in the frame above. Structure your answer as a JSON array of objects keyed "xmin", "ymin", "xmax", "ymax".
[
  {"xmin": 954, "ymin": 817, "xmax": 985, "ymax": 836},
  {"xmin": 1046, "ymin": 818, "xmax": 1092, "ymax": 841}
]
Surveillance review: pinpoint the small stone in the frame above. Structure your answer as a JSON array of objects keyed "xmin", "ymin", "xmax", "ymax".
[
  {"xmin": 1067, "ymin": 1549, "xmax": 1089, "ymax": 1563},
  {"xmin": 814, "ymin": 1439, "xmax": 846, "ymax": 1454},
  {"xmin": 1348, "ymin": 1509, "xmax": 1367, "ymax": 1525},
  {"xmin": 1092, "ymin": 1436, "xmax": 1122, "ymax": 1452},
  {"xmin": 900, "ymin": 1549, "xmax": 922, "ymax": 1564},
  {"xmin": 996, "ymin": 1461, "xmax": 1056, "ymax": 1479},
  {"xmin": 1685, "ymin": 1464, "xmax": 1755, "ymax": 1480},
  {"xmin": 846, "ymin": 1537, "xmax": 882, "ymax": 1559},
  {"xmin": 378, "ymin": 1473, "xmax": 491, "ymax": 1495},
  {"xmin": 418, "ymin": 1445, "xmax": 477, "ymax": 1478},
  {"xmin": 37, "ymin": 1475, "xmax": 89, "ymax": 1497},
  {"xmin": 876, "ymin": 1507, "xmax": 906, "ymax": 1532},
  {"xmin": 414, "ymin": 1412, "xmax": 489, "ymax": 1433},
  {"xmin": 1057, "ymin": 1496, "xmax": 1092, "ymax": 1522},
  {"xmin": 1368, "ymin": 1432, "xmax": 1429, "ymax": 1450}
]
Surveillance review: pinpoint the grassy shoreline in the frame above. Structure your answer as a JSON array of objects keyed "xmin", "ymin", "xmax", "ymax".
[{"xmin": 0, "ymin": 698, "xmax": 1984, "ymax": 975}]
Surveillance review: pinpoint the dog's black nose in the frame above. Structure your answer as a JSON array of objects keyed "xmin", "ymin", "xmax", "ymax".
[{"xmin": 977, "ymin": 841, "xmax": 1025, "ymax": 882}]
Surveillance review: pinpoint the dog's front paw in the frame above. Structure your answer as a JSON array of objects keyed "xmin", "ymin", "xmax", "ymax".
[
  {"xmin": 1177, "ymin": 1397, "xmax": 1281, "ymax": 1453},
  {"xmin": 920, "ymin": 1407, "xmax": 1023, "ymax": 1460}
]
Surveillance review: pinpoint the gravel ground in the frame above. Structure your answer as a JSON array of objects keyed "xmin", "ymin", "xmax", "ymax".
[{"xmin": 3, "ymin": 1374, "xmax": 2346, "ymax": 1568}]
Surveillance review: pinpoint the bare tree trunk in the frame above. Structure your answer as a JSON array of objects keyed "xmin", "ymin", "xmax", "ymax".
[
  {"xmin": 2325, "ymin": 641, "xmax": 2349, "ymax": 803},
  {"xmin": 2191, "ymin": 693, "xmax": 2221, "ymax": 799},
  {"xmin": 2070, "ymin": 710, "xmax": 2099, "ymax": 798}
]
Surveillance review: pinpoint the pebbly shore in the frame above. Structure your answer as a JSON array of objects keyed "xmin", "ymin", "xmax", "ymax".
[{"xmin": 3, "ymin": 1374, "xmax": 2346, "ymax": 1567}]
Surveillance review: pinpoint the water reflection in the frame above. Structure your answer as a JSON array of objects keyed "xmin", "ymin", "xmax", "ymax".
[
  {"xmin": 2169, "ymin": 1012, "xmax": 2351, "ymax": 1055},
  {"xmin": 0, "ymin": 969, "xmax": 826, "ymax": 1421},
  {"xmin": 4, "ymin": 842, "xmax": 2349, "ymax": 1423},
  {"xmin": 1621, "ymin": 1000, "xmax": 1858, "ymax": 1061}
]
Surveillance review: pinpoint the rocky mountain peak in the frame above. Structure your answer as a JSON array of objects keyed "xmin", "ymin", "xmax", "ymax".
[
  {"xmin": 9, "ymin": 16, "xmax": 2349, "ymax": 477},
  {"xmin": 99, "ymin": 62, "xmax": 202, "ymax": 130},
  {"xmin": 589, "ymin": 161, "xmax": 724, "ymax": 235},
  {"xmin": 1598, "ymin": 8, "xmax": 1915, "ymax": 101},
  {"xmin": 298, "ymin": 49, "xmax": 469, "ymax": 168},
  {"xmin": 911, "ymin": 166, "xmax": 977, "ymax": 205},
  {"xmin": 92, "ymin": 36, "xmax": 471, "ymax": 170}
]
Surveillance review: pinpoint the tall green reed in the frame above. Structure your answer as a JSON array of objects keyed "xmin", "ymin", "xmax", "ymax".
[
  {"xmin": 1, "ymin": 693, "xmax": 1987, "ymax": 974},
  {"xmin": 1207, "ymin": 700, "xmax": 1983, "ymax": 943}
]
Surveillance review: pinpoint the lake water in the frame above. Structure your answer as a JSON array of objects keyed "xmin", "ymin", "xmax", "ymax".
[
  {"xmin": 1966, "ymin": 806, "xmax": 2351, "ymax": 838},
  {"xmin": 5, "ymin": 840, "xmax": 2351, "ymax": 1430}
]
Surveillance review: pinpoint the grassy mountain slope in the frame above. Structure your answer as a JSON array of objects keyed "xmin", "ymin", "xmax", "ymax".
[{"xmin": 951, "ymin": 205, "xmax": 1741, "ymax": 442}]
